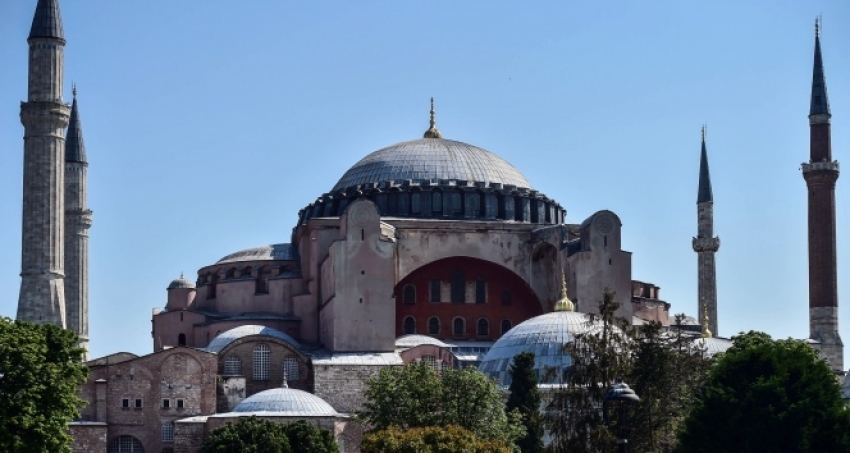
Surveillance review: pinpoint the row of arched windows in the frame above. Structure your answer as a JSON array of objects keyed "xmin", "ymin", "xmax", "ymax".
[
  {"xmin": 403, "ymin": 316, "xmax": 512, "ymax": 337},
  {"xmin": 201, "ymin": 265, "xmax": 276, "ymax": 298},
  {"xmin": 221, "ymin": 345, "xmax": 301, "ymax": 382},
  {"xmin": 402, "ymin": 276, "xmax": 497, "ymax": 305}
]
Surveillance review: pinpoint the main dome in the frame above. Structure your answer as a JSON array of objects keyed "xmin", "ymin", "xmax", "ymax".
[{"xmin": 332, "ymin": 138, "xmax": 532, "ymax": 191}]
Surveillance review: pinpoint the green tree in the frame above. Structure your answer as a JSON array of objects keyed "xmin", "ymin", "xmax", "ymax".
[
  {"xmin": 201, "ymin": 417, "xmax": 339, "ymax": 453},
  {"xmin": 676, "ymin": 331, "xmax": 850, "ymax": 453},
  {"xmin": 283, "ymin": 420, "xmax": 338, "ymax": 453},
  {"xmin": 361, "ymin": 425, "xmax": 513, "ymax": 453},
  {"xmin": 545, "ymin": 289, "xmax": 632, "ymax": 453},
  {"xmin": 0, "ymin": 318, "xmax": 88, "ymax": 453},
  {"xmin": 359, "ymin": 363, "xmax": 522, "ymax": 446},
  {"xmin": 506, "ymin": 351, "xmax": 544, "ymax": 453},
  {"xmin": 628, "ymin": 316, "xmax": 712, "ymax": 453}
]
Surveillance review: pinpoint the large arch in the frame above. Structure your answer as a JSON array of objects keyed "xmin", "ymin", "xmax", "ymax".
[{"xmin": 394, "ymin": 256, "xmax": 543, "ymax": 341}]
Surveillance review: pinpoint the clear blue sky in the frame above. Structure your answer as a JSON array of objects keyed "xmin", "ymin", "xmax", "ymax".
[{"xmin": 1, "ymin": 1, "xmax": 849, "ymax": 361}]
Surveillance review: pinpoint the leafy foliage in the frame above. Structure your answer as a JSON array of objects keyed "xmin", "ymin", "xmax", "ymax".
[
  {"xmin": 361, "ymin": 425, "xmax": 513, "ymax": 453},
  {"xmin": 628, "ymin": 316, "xmax": 712, "ymax": 453},
  {"xmin": 0, "ymin": 318, "xmax": 88, "ymax": 453},
  {"xmin": 506, "ymin": 351, "xmax": 544, "ymax": 453},
  {"xmin": 544, "ymin": 289, "xmax": 632, "ymax": 453},
  {"xmin": 200, "ymin": 417, "xmax": 338, "ymax": 453},
  {"xmin": 359, "ymin": 363, "xmax": 522, "ymax": 446},
  {"xmin": 676, "ymin": 331, "xmax": 850, "ymax": 453}
]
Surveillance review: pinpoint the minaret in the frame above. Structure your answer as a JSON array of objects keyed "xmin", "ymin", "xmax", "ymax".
[
  {"xmin": 693, "ymin": 126, "xmax": 720, "ymax": 336},
  {"xmin": 802, "ymin": 19, "xmax": 842, "ymax": 372},
  {"xmin": 17, "ymin": 0, "xmax": 69, "ymax": 327},
  {"xmin": 65, "ymin": 86, "xmax": 92, "ymax": 359}
]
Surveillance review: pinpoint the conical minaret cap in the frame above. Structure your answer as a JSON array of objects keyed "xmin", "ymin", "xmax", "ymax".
[
  {"xmin": 810, "ymin": 18, "xmax": 830, "ymax": 116},
  {"xmin": 554, "ymin": 274, "xmax": 574, "ymax": 312},
  {"xmin": 697, "ymin": 126, "xmax": 713, "ymax": 204},
  {"xmin": 29, "ymin": 0, "xmax": 64, "ymax": 41},
  {"xmin": 66, "ymin": 86, "xmax": 87, "ymax": 163}
]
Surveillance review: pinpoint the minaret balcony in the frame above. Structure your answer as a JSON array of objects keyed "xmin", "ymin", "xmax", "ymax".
[
  {"xmin": 692, "ymin": 236, "xmax": 720, "ymax": 253},
  {"xmin": 802, "ymin": 160, "xmax": 839, "ymax": 174}
]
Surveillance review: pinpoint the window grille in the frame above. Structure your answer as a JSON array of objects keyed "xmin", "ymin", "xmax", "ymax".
[
  {"xmin": 477, "ymin": 318, "xmax": 489, "ymax": 336},
  {"xmin": 253, "ymin": 344, "xmax": 270, "ymax": 380},
  {"xmin": 428, "ymin": 317, "xmax": 440, "ymax": 335},
  {"xmin": 161, "ymin": 423, "xmax": 174, "ymax": 442},
  {"xmin": 224, "ymin": 356, "xmax": 241, "ymax": 376},
  {"xmin": 109, "ymin": 435, "xmax": 144, "ymax": 452},
  {"xmin": 453, "ymin": 318, "xmax": 465, "ymax": 336},
  {"xmin": 283, "ymin": 356, "xmax": 300, "ymax": 381},
  {"xmin": 403, "ymin": 316, "xmax": 416, "ymax": 335},
  {"xmin": 422, "ymin": 355, "xmax": 439, "ymax": 371}
]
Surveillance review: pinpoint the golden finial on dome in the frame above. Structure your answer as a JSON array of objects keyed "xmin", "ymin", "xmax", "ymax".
[
  {"xmin": 423, "ymin": 97, "xmax": 443, "ymax": 139},
  {"xmin": 701, "ymin": 301, "xmax": 712, "ymax": 338},
  {"xmin": 554, "ymin": 274, "xmax": 574, "ymax": 312}
]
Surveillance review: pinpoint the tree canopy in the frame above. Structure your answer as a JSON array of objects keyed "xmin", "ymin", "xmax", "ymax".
[
  {"xmin": 676, "ymin": 331, "xmax": 850, "ymax": 453},
  {"xmin": 358, "ymin": 362, "xmax": 522, "ymax": 447},
  {"xmin": 200, "ymin": 417, "xmax": 338, "ymax": 453},
  {"xmin": 506, "ymin": 351, "xmax": 544, "ymax": 453},
  {"xmin": 0, "ymin": 318, "xmax": 88, "ymax": 453},
  {"xmin": 361, "ymin": 425, "xmax": 513, "ymax": 453}
]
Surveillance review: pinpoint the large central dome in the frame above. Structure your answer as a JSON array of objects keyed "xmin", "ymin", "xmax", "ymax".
[{"xmin": 332, "ymin": 138, "xmax": 532, "ymax": 191}]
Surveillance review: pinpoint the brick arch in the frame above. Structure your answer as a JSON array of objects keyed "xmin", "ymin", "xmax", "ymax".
[
  {"xmin": 395, "ymin": 256, "xmax": 543, "ymax": 341},
  {"xmin": 217, "ymin": 336, "xmax": 312, "ymax": 396}
]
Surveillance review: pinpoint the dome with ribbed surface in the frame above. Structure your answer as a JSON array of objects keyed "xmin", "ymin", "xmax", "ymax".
[
  {"xmin": 233, "ymin": 387, "xmax": 339, "ymax": 416},
  {"xmin": 167, "ymin": 275, "xmax": 195, "ymax": 289},
  {"xmin": 205, "ymin": 325, "xmax": 301, "ymax": 353},
  {"xmin": 693, "ymin": 337, "xmax": 733, "ymax": 356},
  {"xmin": 333, "ymin": 138, "xmax": 532, "ymax": 191},
  {"xmin": 478, "ymin": 311, "xmax": 605, "ymax": 386}
]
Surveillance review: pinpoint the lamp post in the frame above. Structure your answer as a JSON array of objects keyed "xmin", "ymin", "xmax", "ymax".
[{"xmin": 604, "ymin": 381, "xmax": 640, "ymax": 453}]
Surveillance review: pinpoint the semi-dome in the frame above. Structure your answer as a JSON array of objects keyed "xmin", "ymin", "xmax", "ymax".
[
  {"xmin": 478, "ymin": 311, "xmax": 604, "ymax": 386},
  {"xmin": 205, "ymin": 325, "xmax": 301, "ymax": 353},
  {"xmin": 333, "ymin": 138, "xmax": 532, "ymax": 191},
  {"xmin": 233, "ymin": 387, "xmax": 339, "ymax": 416}
]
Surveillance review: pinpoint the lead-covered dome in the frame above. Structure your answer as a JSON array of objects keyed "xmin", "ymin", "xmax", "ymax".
[
  {"xmin": 333, "ymin": 138, "xmax": 532, "ymax": 191},
  {"xmin": 479, "ymin": 311, "xmax": 604, "ymax": 386},
  {"xmin": 233, "ymin": 387, "xmax": 339, "ymax": 416}
]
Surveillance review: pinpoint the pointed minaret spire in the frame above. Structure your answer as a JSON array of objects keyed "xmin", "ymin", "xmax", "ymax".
[
  {"xmin": 803, "ymin": 17, "xmax": 842, "ymax": 373},
  {"xmin": 66, "ymin": 85, "xmax": 87, "ymax": 163},
  {"xmin": 29, "ymin": 0, "xmax": 64, "ymax": 41},
  {"xmin": 423, "ymin": 97, "xmax": 443, "ymax": 139},
  {"xmin": 697, "ymin": 125, "xmax": 713, "ymax": 203},
  {"xmin": 811, "ymin": 18, "xmax": 830, "ymax": 117},
  {"xmin": 693, "ymin": 127, "xmax": 720, "ymax": 336}
]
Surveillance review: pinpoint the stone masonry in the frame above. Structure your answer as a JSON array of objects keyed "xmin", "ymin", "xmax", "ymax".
[{"xmin": 693, "ymin": 128, "xmax": 720, "ymax": 336}]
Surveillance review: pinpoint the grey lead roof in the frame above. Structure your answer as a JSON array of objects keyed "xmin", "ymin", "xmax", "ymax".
[
  {"xmin": 29, "ymin": 0, "xmax": 64, "ymax": 41},
  {"xmin": 810, "ymin": 24, "xmax": 830, "ymax": 116},
  {"xmin": 66, "ymin": 94, "xmax": 86, "ymax": 163},
  {"xmin": 216, "ymin": 243, "xmax": 294, "ymax": 264},
  {"xmin": 233, "ymin": 388, "xmax": 339, "ymax": 416},
  {"xmin": 332, "ymin": 138, "xmax": 532, "ymax": 191},
  {"xmin": 205, "ymin": 325, "xmax": 301, "ymax": 353},
  {"xmin": 697, "ymin": 135, "xmax": 713, "ymax": 203}
]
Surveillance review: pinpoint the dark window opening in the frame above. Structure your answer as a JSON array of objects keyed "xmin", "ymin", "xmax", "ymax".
[
  {"xmin": 411, "ymin": 192, "xmax": 421, "ymax": 215},
  {"xmin": 501, "ymin": 319, "xmax": 512, "ymax": 335},
  {"xmin": 432, "ymin": 191, "xmax": 442, "ymax": 213},
  {"xmin": 477, "ymin": 319, "xmax": 489, "ymax": 336},
  {"xmin": 428, "ymin": 317, "xmax": 440, "ymax": 335},
  {"xmin": 162, "ymin": 399, "xmax": 170, "ymax": 409},
  {"xmin": 430, "ymin": 279, "xmax": 441, "ymax": 303},
  {"xmin": 451, "ymin": 192, "xmax": 462, "ymax": 215},
  {"xmin": 135, "ymin": 399, "xmax": 143, "ymax": 408},
  {"xmin": 451, "ymin": 270, "xmax": 465, "ymax": 303},
  {"xmin": 403, "ymin": 317, "xmax": 416, "ymax": 335},
  {"xmin": 178, "ymin": 333, "xmax": 186, "ymax": 346},
  {"xmin": 475, "ymin": 280, "xmax": 486, "ymax": 304},
  {"xmin": 122, "ymin": 398, "xmax": 130, "ymax": 408},
  {"xmin": 403, "ymin": 285, "xmax": 416, "ymax": 305},
  {"xmin": 502, "ymin": 289, "xmax": 512, "ymax": 306},
  {"xmin": 176, "ymin": 399, "xmax": 184, "ymax": 409},
  {"xmin": 453, "ymin": 318, "xmax": 465, "ymax": 336}
]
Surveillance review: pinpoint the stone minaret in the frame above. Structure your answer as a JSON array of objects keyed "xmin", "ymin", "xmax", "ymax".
[
  {"xmin": 693, "ymin": 127, "xmax": 720, "ymax": 336},
  {"xmin": 65, "ymin": 86, "xmax": 92, "ymax": 359},
  {"xmin": 803, "ymin": 20, "xmax": 843, "ymax": 372},
  {"xmin": 17, "ymin": 0, "xmax": 69, "ymax": 327}
]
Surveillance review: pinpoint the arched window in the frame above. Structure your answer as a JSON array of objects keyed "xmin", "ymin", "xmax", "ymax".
[
  {"xmin": 177, "ymin": 333, "xmax": 186, "ymax": 346},
  {"xmin": 403, "ymin": 285, "xmax": 416, "ymax": 305},
  {"xmin": 501, "ymin": 319, "xmax": 512, "ymax": 335},
  {"xmin": 477, "ymin": 318, "xmax": 489, "ymax": 336},
  {"xmin": 421, "ymin": 355, "xmax": 439, "ymax": 371},
  {"xmin": 242, "ymin": 266, "xmax": 253, "ymax": 279},
  {"xmin": 224, "ymin": 356, "xmax": 241, "ymax": 376},
  {"xmin": 453, "ymin": 317, "xmax": 465, "ymax": 336},
  {"xmin": 283, "ymin": 356, "xmax": 300, "ymax": 381},
  {"xmin": 403, "ymin": 316, "xmax": 416, "ymax": 335},
  {"xmin": 428, "ymin": 317, "xmax": 440, "ymax": 335},
  {"xmin": 451, "ymin": 191, "xmax": 462, "ymax": 215},
  {"xmin": 256, "ymin": 266, "xmax": 271, "ymax": 294},
  {"xmin": 432, "ymin": 191, "xmax": 442, "ymax": 214},
  {"xmin": 109, "ymin": 435, "xmax": 144, "ymax": 452},
  {"xmin": 253, "ymin": 344, "xmax": 270, "ymax": 380},
  {"xmin": 207, "ymin": 273, "xmax": 217, "ymax": 299},
  {"xmin": 411, "ymin": 192, "xmax": 421, "ymax": 215}
]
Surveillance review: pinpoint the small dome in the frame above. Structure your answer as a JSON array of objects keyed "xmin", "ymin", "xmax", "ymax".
[
  {"xmin": 395, "ymin": 334, "xmax": 451, "ymax": 349},
  {"xmin": 478, "ymin": 311, "xmax": 605, "ymax": 386},
  {"xmin": 205, "ymin": 325, "xmax": 301, "ymax": 353},
  {"xmin": 167, "ymin": 275, "xmax": 195, "ymax": 290},
  {"xmin": 332, "ymin": 138, "xmax": 532, "ymax": 191},
  {"xmin": 216, "ymin": 243, "xmax": 294, "ymax": 264},
  {"xmin": 693, "ymin": 337, "xmax": 733, "ymax": 356},
  {"xmin": 234, "ymin": 388, "xmax": 339, "ymax": 416}
]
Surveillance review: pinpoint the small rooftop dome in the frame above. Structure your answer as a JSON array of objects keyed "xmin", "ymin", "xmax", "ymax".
[
  {"xmin": 479, "ymin": 311, "xmax": 606, "ymax": 386},
  {"xmin": 233, "ymin": 387, "xmax": 339, "ymax": 416},
  {"xmin": 395, "ymin": 334, "xmax": 451, "ymax": 349},
  {"xmin": 205, "ymin": 325, "xmax": 301, "ymax": 353},
  {"xmin": 692, "ymin": 337, "xmax": 733, "ymax": 356},
  {"xmin": 167, "ymin": 273, "xmax": 195, "ymax": 290}
]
